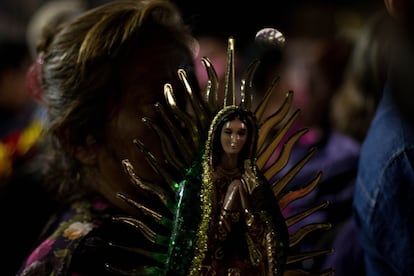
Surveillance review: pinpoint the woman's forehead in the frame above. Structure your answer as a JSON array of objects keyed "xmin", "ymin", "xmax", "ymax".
[
  {"xmin": 120, "ymin": 43, "xmax": 193, "ymax": 87},
  {"xmin": 224, "ymin": 119, "xmax": 246, "ymax": 128}
]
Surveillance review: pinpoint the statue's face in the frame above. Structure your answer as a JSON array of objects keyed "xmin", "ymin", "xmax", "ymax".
[{"xmin": 220, "ymin": 119, "xmax": 247, "ymax": 155}]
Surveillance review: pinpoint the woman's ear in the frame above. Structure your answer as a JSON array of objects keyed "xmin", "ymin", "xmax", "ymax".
[
  {"xmin": 75, "ymin": 135, "xmax": 97, "ymax": 165},
  {"xmin": 57, "ymin": 128, "xmax": 98, "ymax": 165},
  {"xmin": 75, "ymin": 146, "xmax": 97, "ymax": 165}
]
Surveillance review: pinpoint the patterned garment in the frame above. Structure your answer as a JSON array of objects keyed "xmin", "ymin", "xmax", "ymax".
[{"xmin": 17, "ymin": 197, "xmax": 154, "ymax": 276}]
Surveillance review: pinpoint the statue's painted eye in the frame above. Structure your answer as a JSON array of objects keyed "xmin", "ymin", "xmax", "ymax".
[{"xmin": 238, "ymin": 129, "xmax": 246, "ymax": 136}]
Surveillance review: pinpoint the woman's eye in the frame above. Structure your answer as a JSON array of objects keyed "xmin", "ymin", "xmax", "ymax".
[
  {"xmin": 224, "ymin": 129, "xmax": 232, "ymax": 134},
  {"xmin": 238, "ymin": 130, "xmax": 246, "ymax": 136}
]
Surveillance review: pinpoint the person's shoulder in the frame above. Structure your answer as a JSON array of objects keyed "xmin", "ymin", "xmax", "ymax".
[
  {"xmin": 363, "ymin": 106, "xmax": 414, "ymax": 158},
  {"xmin": 17, "ymin": 198, "xmax": 112, "ymax": 275}
]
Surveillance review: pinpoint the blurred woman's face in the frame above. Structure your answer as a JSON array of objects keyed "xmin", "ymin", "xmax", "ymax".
[
  {"xmin": 92, "ymin": 39, "xmax": 194, "ymax": 214},
  {"xmin": 220, "ymin": 119, "xmax": 248, "ymax": 155}
]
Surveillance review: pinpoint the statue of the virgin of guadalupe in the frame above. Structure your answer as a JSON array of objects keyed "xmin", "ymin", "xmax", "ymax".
[
  {"xmin": 110, "ymin": 34, "xmax": 333, "ymax": 276},
  {"xmin": 189, "ymin": 106, "xmax": 288, "ymax": 276}
]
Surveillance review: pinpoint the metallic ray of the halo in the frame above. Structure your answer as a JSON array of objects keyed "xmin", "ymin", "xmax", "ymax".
[
  {"xmin": 133, "ymin": 139, "xmax": 179, "ymax": 193},
  {"xmin": 277, "ymin": 171, "xmax": 323, "ymax": 210},
  {"xmin": 178, "ymin": 69, "xmax": 210, "ymax": 132},
  {"xmin": 122, "ymin": 159, "xmax": 174, "ymax": 212},
  {"xmin": 164, "ymin": 83, "xmax": 201, "ymax": 152},
  {"xmin": 284, "ymin": 268, "xmax": 334, "ymax": 276},
  {"xmin": 104, "ymin": 244, "xmax": 167, "ymax": 275},
  {"xmin": 263, "ymin": 128, "xmax": 308, "ymax": 180},
  {"xmin": 201, "ymin": 57, "xmax": 219, "ymax": 114},
  {"xmin": 141, "ymin": 115, "xmax": 186, "ymax": 172},
  {"xmin": 289, "ymin": 222, "xmax": 332, "ymax": 247},
  {"xmin": 257, "ymin": 91, "xmax": 293, "ymax": 151},
  {"xmin": 271, "ymin": 147, "xmax": 318, "ymax": 197},
  {"xmin": 111, "ymin": 216, "xmax": 169, "ymax": 246},
  {"xmin": 239, "ymin": 59, "xmax": 260, "ymax": 111},
  {"xmin": 286, "ymin": 249, "xmax": 334, "ymax": 266},
  {"xmin": 254, "ymin": 75, "xmax": 281, "ymax": 123},
  {"xmin": 223, "ymin": 37, "xmax": 235, "ymax": 107},
  {"xmin": 257, "ymin": 109, "xmax": 301, "ymax": 169},
  {"xmin": 117, "ymin": 192, "xmax": 172, "ymax": 228},
  {"xmin": 285, "ymin": 201, "xmax": 329, "ymax": 228},
  {"xmin": 153, "ymin": 102, "xmax": 192, "ymax": 165}
]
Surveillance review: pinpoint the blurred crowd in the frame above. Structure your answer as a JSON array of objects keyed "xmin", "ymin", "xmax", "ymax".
[{"xmin": 2, "ymin": 0, "xmax": 413, "ymax": 275}]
